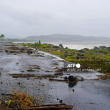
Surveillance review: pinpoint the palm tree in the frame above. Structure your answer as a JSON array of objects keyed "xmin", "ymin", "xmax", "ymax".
[{"xmin": 0, "ymin": 34, "xmax": 5, "ymax": 41}]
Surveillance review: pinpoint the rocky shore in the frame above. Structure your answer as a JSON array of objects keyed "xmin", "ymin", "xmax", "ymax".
[{"xmin": 0, "ymin": 42, "xmax": 110, "ymax": 110}]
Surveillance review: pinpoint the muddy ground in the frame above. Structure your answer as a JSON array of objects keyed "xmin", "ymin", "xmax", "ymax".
[{"xmin": 0, "ymin": 42, "xmax": 110, "ymax": 110}]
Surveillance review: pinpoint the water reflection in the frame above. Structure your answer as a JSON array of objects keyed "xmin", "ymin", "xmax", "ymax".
[{"xmin": 68, "ymin": 81, "xmax": 77, "ymax": 88}]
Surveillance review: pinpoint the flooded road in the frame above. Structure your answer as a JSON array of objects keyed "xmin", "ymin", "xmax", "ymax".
[{"xmin": 0, "ymin": 43, "xmax": 110, "ymax": 110}]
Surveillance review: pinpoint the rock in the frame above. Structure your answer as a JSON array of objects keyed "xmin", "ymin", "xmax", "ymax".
[
  {"xmin": 68, "ymin": 82, "xmax": 77, "ymax": 87},
  {"xmin": 5, "ymin": 50, "xmax": 9, "ymax": 52},
  {"xmin": 77, "ymin": 53, "xmax": 81, "ymax": 56},
  {"xmin": 53, "ymin": 45, "xmax": 59, "ymax": 48},
  {"xmin": 54, "ymin": 72, "xmax": 63, "ymax": 75},
  {"xmin": 65, "ymin": 47, "xmax": 68, "ymax": 49},
  {"xmin": 78, "ymin": 50, "xmax": 85, "ymax": 52},
  {"xmin": 64, "ymin": 76, "xmax": 68, "ymax": 80},
  {"xmin": 76, "ymin": 56, "xmax": 79, "ymax": 59},
  {"xmin": 59, "ymin": 100, "xmax": 63, "ymax": 103},
  {"xmin": 99, "ymin": 46, "xmax": 106, "ymax": 49},
  {"xmin": 73, "ymin": 89, "xmax": 75, "ymax": 92},
  {"xmin": 27, "ymin": 50, "xmax": 33, "ymax": 54},
  {"xmin": 65, "ymin": 55, "xmax": 67, "ymax": 57},
  {"xmin": 27, "ymin": 69, "xmax": 35, "ymax": 72},
  {"xmin": 68, "ymin": 75, "xmax": 77, "ymax": 82},
  {"xmin": 18, "ymin": 82, "xmax": 21, "ymax": 85},
  {"xmin": 83, "ymin": 48, "xmax": 89, "ymax": 50},
  {"xmin": 59, "ymin": 44, "xmax": 64, "ymax": 48},
  {"xmin": 94, "ymin": 46, "xmax": 99, "ymax": 50}
]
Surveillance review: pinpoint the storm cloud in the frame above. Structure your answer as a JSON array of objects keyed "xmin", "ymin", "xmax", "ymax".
[{"xmin": 0, "ymin": 0, "xmax": 110, "ymax": 38}]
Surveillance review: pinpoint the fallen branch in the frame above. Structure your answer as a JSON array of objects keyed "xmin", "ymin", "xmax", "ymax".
[{"xmin": 1, "ymin": 103, "xmax": 73, "ymax": 110}]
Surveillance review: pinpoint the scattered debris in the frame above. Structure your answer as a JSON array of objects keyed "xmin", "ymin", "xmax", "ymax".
[
  {"xmin": 41, "ymin": 83, "xmax": 45, "ymax": 86},
  {"xmin": 27, "ymin": 69, "xmax": 35, "ymax": 72},
  {"xmin": 49, "ymin": 78, "xmax": 68, "ymax": 82},
  {"xmin": 45, "ymin": 70, "xmax": 53, "ymax": 72}
]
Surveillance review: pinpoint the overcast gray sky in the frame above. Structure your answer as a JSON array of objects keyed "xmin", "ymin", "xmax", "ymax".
[{"xmin": 0, "ymin": 0, "xmax": 110, "ymax": 38}]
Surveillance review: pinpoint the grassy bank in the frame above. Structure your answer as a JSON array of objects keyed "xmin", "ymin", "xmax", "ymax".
[{"xmin": 19, "ymin": 42, "xmax": 110, "ymax": 75}]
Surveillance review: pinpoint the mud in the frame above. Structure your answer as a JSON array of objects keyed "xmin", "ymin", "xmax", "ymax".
[{"xmin": 0, "ymin": 42, "xmax": 110, "ymax": 110}]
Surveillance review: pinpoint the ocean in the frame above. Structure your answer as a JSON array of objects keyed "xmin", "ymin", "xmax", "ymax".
[
  {"xmin": 42, "ymin": 42, "xmax": 110, "ymax": 50},
  {"xmin": 14, "ymin": 42, "xmax": 110, "ymax": 50}
]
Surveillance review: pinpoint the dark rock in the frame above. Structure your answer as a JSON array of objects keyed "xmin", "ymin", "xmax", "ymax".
[
  {"xmin": 64, "ymin": 76, "xmax": 68, "ymax": 80},
  {"xmin": 59, "ymin": 44, "xmax": 64, "ymax": 48},
  {"xmin": 27, "ymin": 50, "xmax": 33, "ymax": 54},
  {"xmin": 5, "ymin": 50, "xmax": 9, "ymax": 52},
  {"xmin": 94, "ymin": 46, "xmax": 99, "ymax": 50},
  {"xmin": 83, "ymin": 48, "xmax": 89, "ymax": 50},
  {"xmin": 18, "ymin": 82, "xmax": 21, "ymax": 85},
  {"xmin": 76, "ymin": 56, "xmax": 79, "ymax": 59},
  {"xmin": 53, "ymin": 45, "xmax": 59, "ymax": 48},
  {"xmin": 65, "ymin": 54, "xmax": 67, "ymax": 57},
  {"xmin": 54, "ymin": 72, "xmax": 63, "ymax": 75},
  {"xmin": 99, "ymin": 46, "xmax": 106, "ymax": 49},
  {"xmin": 65, "ymin": 47, "xmax": 68, "ymax": 49},
  {"xmin": 68, "ymin": 75, "xmax": 77, "ymax": 82},
  {"xmin": 27, "ymin": 69, "xmax": 35, "ymax": 72},
  {"xmin": 78, "ymin": 50, "xmax": 85, "ymax": 52},
  {"xmin": 59, "ymin": 100, "xmax": 63, "ymax": 103},
  {"xmin": 68, "ymin": 81, "xmax": 77, "ymax": 87},
  {"xmin": 77, "ymin": 53, "xmax": 81, "ymax": 56}
]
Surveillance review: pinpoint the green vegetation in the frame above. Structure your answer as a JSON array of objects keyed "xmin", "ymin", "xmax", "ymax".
[
  {"xmin": 19, "ymin": 42, "xmax": 110, "ymax": 74},
  {"xmin": 0, "ymin": 34, "xmax": 5, "ymax": 41}
]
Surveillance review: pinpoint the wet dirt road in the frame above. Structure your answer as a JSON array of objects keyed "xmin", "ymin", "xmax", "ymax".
[{"xmin": 0, "ymin": 42, "xmax": 110, "ymax": 110}]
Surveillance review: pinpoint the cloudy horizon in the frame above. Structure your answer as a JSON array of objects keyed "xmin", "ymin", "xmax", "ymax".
[{"xmin": 0, "ymin": 0, "xmax": 110, "ymax": 38}]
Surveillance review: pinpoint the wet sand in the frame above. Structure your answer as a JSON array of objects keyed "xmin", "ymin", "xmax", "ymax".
[{"xmin": 0, "ymin": 42, "xmax": 110, "ymax": 110}]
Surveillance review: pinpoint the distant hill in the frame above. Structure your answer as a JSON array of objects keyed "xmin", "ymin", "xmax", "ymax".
[{"xmin": 25, "ymin": 34, "xmax": 110, "ymax": 42}]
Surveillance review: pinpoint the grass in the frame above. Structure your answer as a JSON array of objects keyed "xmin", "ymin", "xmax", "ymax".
[
  {"xmin": 19, "ymin": 42, "xmax": 110, "ymax": 74},
  {"xmin": 0, "ymin": 90, "xmax": 43, "ymax": 109}
]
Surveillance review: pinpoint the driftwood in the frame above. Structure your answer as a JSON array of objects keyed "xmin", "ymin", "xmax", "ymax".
[
  {"xmin": 1, "ymin": 103, "xmax": 73, "ymax": 110},
  {"xmin": 49, "ymin": 78, "xmax": 68, "ymax": 82}
]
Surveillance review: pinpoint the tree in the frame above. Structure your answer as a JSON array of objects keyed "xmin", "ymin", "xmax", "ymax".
[
  {"xmin": 39, "ymin": 40, "xmax": 41, "ymax": 46},
  {"xmin": 0, "ymin": 34, "xmax": 5, "ymax": 41}
]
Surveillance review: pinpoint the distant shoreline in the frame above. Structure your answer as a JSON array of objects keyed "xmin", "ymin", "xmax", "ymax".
[{"xmin": 14, "ymin": 41, "xmax": 110, "ymax": 50}]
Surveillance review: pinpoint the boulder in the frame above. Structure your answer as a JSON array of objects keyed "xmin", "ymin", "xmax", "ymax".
[
  {"xmin": 65, "ymin": 55, "xmax": 67, "ymax": 57},
  {"xmin": 65, "ymin": 47, "xmax": 68, "ymax": 49},
  {"xmin": 94, "ymin": 46, "xmax": 99, "ymax": 50},
  {"xmin": 77, "ymin": 53, "xmax": 81, "ymax": 56},
  {"xmin": 99, "ymin": 46, "xmax": 106, "ymax": 49},
  {"xmin": 78, "ymin": 50, "xmax": 85, "ymax": 52},
  {"xmin": 68, "ymin": 75, "xmax": 77, "ymax": 82},
  {"xmin": 53, "ymin": 45, "xmax": 59, "ymax": 48},
  {"xmin": 83, "ymin": 48, "xmax": 89, "ymax": 50},
  {"xmin": 27, "ymin": 50, "xmax": 33, "ymax": 54},
  {"xmin": 59, "ymin": 44, "xmax": 64, "ymax": 48}
]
